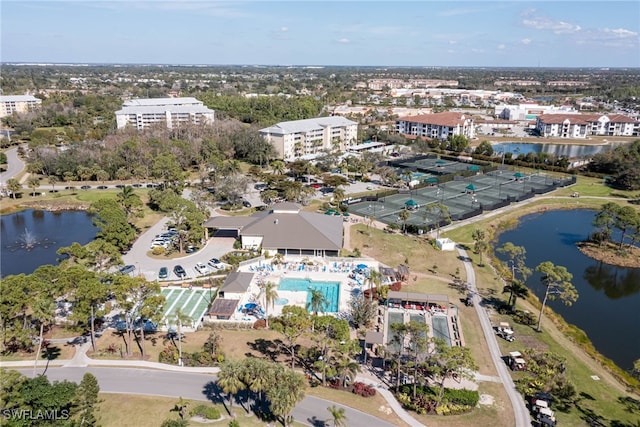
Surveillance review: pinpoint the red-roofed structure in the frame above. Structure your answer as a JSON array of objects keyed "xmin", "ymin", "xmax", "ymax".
[
  {"xmin": 536, "ymin": 113, "xmax": 639, "ymax": 138},
  {"xmin": 395, "ymin": 112, "xmax": 475, "ymax": 140}
]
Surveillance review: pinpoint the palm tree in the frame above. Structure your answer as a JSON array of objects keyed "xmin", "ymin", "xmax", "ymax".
[
  {"xmin": 366, "ymin": 270, "xmax": 382, "ymax": 301},
  {"xmin": 398, "ymin": 209, "xmax": 410, "ymax": 233},
  {"xmin": 261, "ymin": 281, "xmax": 278, "ymax": 329},
  {"xmin": 271, "ymin": 160, "xmax": 285, "ymax": 175},
  {"xmin": 308, "ymin": 288, "xmax": 328, "ymax": 316},
  {"xmin": 217, "ymin": 360, "xmax": 245, "ymax": 411},
  {"xmin": 170, "ymin": 308, "xmax": 192, "ymax": 366},
  {"xmin": 335, "ymin": 353, "xmax": 360, "ymax": 388},
  {"xmin": 333, "ymin": 187, "xmax": 345, "ymax": 208},
  {"xmin": 327, "ymin": 405, "xmax": 348, "ymax": 427}
]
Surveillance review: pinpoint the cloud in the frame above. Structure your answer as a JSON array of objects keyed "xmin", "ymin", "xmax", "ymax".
[
  {"xmin": 336, "ymin": 38, "xmax": 350, "ymax": 44},
  {"xmin": 497, "ymin": 44, "xmax": 506, "ymax": 50},
  {"xmin": 448, "ymin": 40, "xmax": 457, "ymax": 45},
  {"xmin": 521, "ymin": 10, "xmax": 581, "ymax": 34},
  {"xmin": 280, "ymin": 27, "xmax": 288, "ymax": 32},
  {"xmin": 78, "ymin": 1, "xmax": 249, "ymax": 18},
  {"xmin": 438, "ymin": 7, "xmax": 482, "ymax": 17},
  {"xmin": 575, "ymin": 27, "xmax": 639, "ymax": 47},
  {"xmin": 520, "ymin": 38, "xmax": 532, "ymax": 45}
]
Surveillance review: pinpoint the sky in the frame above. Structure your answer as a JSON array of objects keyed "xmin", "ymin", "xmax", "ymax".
[{"xmin": 2, "ymin": 1, "xmax": 639, "ymax": 68}]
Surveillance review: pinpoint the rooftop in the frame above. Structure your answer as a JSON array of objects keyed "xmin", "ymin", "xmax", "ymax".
[
  {"xmin": 397, "ymin": 112, "xmax": 472, "ymax": 127},
  {"xmin": 260, "ymin": 116, "xmax": 357, "ymax": 135}
]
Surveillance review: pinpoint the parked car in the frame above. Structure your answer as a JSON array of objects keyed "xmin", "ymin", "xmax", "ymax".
[
  {"xmin": 208, "ymin": 258, "xmax": 221, "ymax": 268},
  {"xmin": 195, "ymin": 262, "xmax": 210, "ymax": 275},
  {"xmin": 242, "ymin": 200, "xmax": 252, "ymax": 208},
  {"xmin": 158, "ymin": 267, "xmax": 168, "ymax": 279},
  {"xmin": 119, "ymin": 265, "xmax": 135, "ymax": 275},
  {"xmin": 173, "ymin": 265, "xmax": 186, "ymax": 279}
]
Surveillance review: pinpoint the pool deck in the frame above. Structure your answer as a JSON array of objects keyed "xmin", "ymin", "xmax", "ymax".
[{"xmin": 233, "ymin": 257, "xmax": 381, "ymax": 320}]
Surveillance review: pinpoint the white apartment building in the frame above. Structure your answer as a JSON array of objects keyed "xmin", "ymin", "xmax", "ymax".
[
  {"xmin": 494, "ymin": 102, "xmax": 577, "ymax": 121},
  {"xmin": 115, "ymin": 97, "xmax": 215, "ymax": 130},
  {"xmin": 0, "ymin": 95, "xmax": 42, "ymax": 118},
  {"xmin": 395, "ymin": 112, "xmax": 475, "ymax": 140},
  {"xmin": 536, "ymin": 113, "xmax": 640, "ymax": 138},
  {"xmin": 259, "ymin": 116, "xmax": 358, "ymax": 161}
]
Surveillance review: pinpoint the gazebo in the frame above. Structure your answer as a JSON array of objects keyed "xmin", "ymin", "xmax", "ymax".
[
  {"xmin": 514, "ymin": 172, "xmax": 525, "ymax": 180},
  {"xmin": 405, "ymin": 199, "xmax": 419, "ymax": 210},
  {"xmin": 425, "ymin": 177, "xmax": 439, "ymax": 185},
  {"xmin": 465, "ymin": 183, "xmax": 477, "ymax": 193}
]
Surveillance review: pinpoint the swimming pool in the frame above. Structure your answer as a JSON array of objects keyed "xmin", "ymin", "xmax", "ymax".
[
  {"xmin": 274, "ymin": 297, "xmax": 289, "ymax": 306},
  {"xmin": 278, "ymin": 278, "xmax": 340, "ymax": 312}
]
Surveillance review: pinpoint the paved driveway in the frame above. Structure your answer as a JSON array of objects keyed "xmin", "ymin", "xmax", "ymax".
[{"xmin": 122, "ymin": 217, "xmax": 234, "ymax": 282}]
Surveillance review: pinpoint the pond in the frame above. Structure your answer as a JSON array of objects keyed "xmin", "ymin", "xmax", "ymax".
[
  {"xmin": 495, "ymin": 209, "xmax": 640, "ymax": 371},
  {"xmin": 491, "ymin": 142, "xmax": 628, "ymax": 158},
  {"xmin": 0, "ymin": 209, "xmax": 98, "ymax": 277}
]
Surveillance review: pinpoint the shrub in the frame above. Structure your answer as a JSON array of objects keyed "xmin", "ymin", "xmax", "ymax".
[
  {"xmin": 351, "ymin": 381, "xmax": 377, "ymax": 397},
  {"xmin": 389, "ymin": 281, "xmax": 402, "ymax": 292},
  {"xmin": 159, "ymin": 346, "xmax": 178, "ymax": 364},
  {"xmin": 190, "ymin": 404, "xmax": 221, "ymax": 420},
  {"xmin": 443, "ymin": 388, "xmax": 480, "ymax": 406}
]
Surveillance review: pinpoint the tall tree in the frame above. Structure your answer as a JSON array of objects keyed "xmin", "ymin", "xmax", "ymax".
[
  {"xmin": 74, "ymin": 373, "xmax": 101, "ymax": 426},
  {"xmin": 497, "ymin": 242, "xmax": 532, "ymax": 309},
  {"xmin": 472, "ymin": 229, "xmax": 488, "ymax": 266},
  {"xmin": 424, "ymin": 202, "xmax": 450, "ymax": 239},
  {"xmin": 6, "ymin": 178, "xmax": 21, "ymax": 199},
  {"xmin": 266, "ymin": 368, "xmax": 306, "ymax": 427},
  {"xmin": 535, "ymin": 261, "xmax": 579, "ymax": 332},
  {"xmin": 272, "ymin": 306, "xmax": 312, "ymax": 368},
  {"xmin": 398, "ymin": 208, "xmax": 410, "ymax": 233},
  {"xmin": 261, "ymin": 281, "xmax": 278, "ymax": 330},
  {"xmin": 308, "ymin": 288, "xmax": 328, "ymax": 316},
  {"xmin": 430, "ymin": 340, "xmax": 478, "ymax": 406},
  {"xmin": 217, "ymin": 360, "xmax": 245, "ymax": 411}
]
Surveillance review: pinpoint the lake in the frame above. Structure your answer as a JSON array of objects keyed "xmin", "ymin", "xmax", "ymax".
[
  {"xmin": 496, "ymin": 209, "xmax": 640, "ymax": 370},
  {"xmin": 491, "ymin": 142, "xmax": 628, "ymax": 158},
  {"xmin": 0, "ymin": 209, "xmax": 98, "ymax": 277}
]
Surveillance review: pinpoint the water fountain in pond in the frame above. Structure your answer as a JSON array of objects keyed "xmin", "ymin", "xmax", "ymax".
[{"xmin": 5, "ymin": 228, "xmax": 54, "ymax": 252}]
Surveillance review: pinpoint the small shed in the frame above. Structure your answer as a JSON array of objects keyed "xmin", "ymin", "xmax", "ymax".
[
  {"xmin": 208, "ymin": 299, "xmax": 240, "ymax": 320},
  {"xmin": 436, "ymin": 238, "xmax": 456, "ymax": 251},
  {"xmin": 218, "ymin": 272, "xmax": 254, "ymax": 299},
  {"xmin": 396, "ymin": 265, "xmax": 410, "ymax": 282}
]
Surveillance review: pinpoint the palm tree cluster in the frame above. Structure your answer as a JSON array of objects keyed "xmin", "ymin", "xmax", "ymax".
[{"xmin": 217, "ymin": 358, "xmax": 306, "ymax": 426}]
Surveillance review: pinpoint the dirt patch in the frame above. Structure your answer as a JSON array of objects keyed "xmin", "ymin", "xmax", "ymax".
[
  {"xmin": 577, "ymin": 241, "xmax": 640, "ymax": 268},
  {"xmin": 478, "ymin": 394, "xmax": 495, "ymax": 406}
]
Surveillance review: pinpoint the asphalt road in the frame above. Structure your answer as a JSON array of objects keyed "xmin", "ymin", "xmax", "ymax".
[
  {"xmin": 17, "ymin": 367, "xmax": 395, "ymax": 427},
  {"xmin": 458, "ymin": 245, "xmax": 531, "ymax": 427},
  {"xmin": 0, "ymin": 146, "xmax": 25, "ymax": 186}
]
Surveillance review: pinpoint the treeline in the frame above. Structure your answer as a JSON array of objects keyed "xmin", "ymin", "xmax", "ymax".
[
  {"xmin": 587, "ymin": 140, "xmax": 640, "ymax": 190},
  {"xmin": 1, "ymin": 370, "xmax": 101, "ymax": 427},
  {"xmin": 25, "ymin": 120, "xmax": 275, "ymax": 182},
  {"xmin": 199, "ymin": 93, "xmax": 323, "ymax": 125}
]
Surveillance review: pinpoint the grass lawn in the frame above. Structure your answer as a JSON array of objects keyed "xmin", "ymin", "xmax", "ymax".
[
  {"xmin": 98, "ymin": 393, "xmax": 304, "ymax": 427},
  {"xmin": 412, "ymin": 381, "xmax": 514, "ymax": 427},
  {"xmin": 307, "ymin": 385, "xmax": 410, "ymax": 427},
  {"xmin": 0, "ymin": 343, "xmax": 75, "ymax": 362},
  {"xmin": 349, "ymin": 224, "xmax": 462, "ymax": 279}
]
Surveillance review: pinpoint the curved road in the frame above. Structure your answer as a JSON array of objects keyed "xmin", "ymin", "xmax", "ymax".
[
  {"xmin": 17, "ymin": 367, "xmax": 395, "ymax": 427},
  {"xmin": 457, "ymin": 245, "xmax": 531, "ymax": 427},
  {"xmin": 0, "ymin": 146, "xmax": 25, "ymax": 185}
]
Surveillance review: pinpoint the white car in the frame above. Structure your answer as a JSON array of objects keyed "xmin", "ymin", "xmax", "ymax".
[{"xmin": 195, "ymin": 262, "xmax": 210, "ymax": 275}]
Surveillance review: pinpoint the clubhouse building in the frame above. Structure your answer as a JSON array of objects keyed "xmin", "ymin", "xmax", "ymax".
[{"xmin": 204, "ymin": 202, "xmax": 343, "ymax": 257}]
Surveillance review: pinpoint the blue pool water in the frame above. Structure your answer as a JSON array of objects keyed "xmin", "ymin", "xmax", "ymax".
[
  {"xmin": 278, "ymin": 278, "xmax": 340, "ymax": 312},
  {"xmin": 274, "ymin": 298, "xmax": 289, "ymax": 306}
]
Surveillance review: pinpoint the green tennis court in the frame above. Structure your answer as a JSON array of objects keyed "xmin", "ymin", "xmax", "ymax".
[{"xmin": 160, "ymin": 287, "xmax": 213, "ymax": 330}]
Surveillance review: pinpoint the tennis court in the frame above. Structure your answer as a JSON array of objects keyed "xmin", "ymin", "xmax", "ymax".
[
  {"xmin": 160, "ymin": 287, "xmax": 213, "ymax": 330},
  {"xmin": 348, "ymin": 157, "xmax": 575, "ymax": 231}
]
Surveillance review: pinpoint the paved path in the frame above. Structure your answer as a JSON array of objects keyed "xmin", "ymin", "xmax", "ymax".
[{"xmin": 457, "ymin": 245, "xmax": 531, "ymax": 427}]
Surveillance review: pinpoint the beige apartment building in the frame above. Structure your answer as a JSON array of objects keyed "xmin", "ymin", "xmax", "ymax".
[
  {"xmin": 260, "ymin": 116, "xmax": 358, "ymax": 161},
  {"xmin": 395, "ymin": 112, "xmax": 475, "ymax": 140},
  {"xmin": 0, "ymin": 95, "xmax": 42, "ymax": 118},
  {"xmin": 115, "ymin": 97, "xmax": 215, "ymax": 130}
]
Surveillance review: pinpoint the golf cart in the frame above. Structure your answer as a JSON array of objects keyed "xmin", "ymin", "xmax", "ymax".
[{"xmin": 496, "ymin": 321, "xmax": 515, "ymax": 342}]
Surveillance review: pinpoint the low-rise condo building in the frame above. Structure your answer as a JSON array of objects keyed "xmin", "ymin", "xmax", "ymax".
[
  {"xmin": 395, "ymin": 112, "xmax": 475, "ymax": 140},
  {"xmin": 536, "ymin": 113, "xmax": 640, "ymax": 138},
  {"xmin": 0, "ymin": 95, "xmax": 42, "ymax": 118},
  {"xmin": 115, "ymin": 97, "xmax": 215, "ymax": 130}
]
